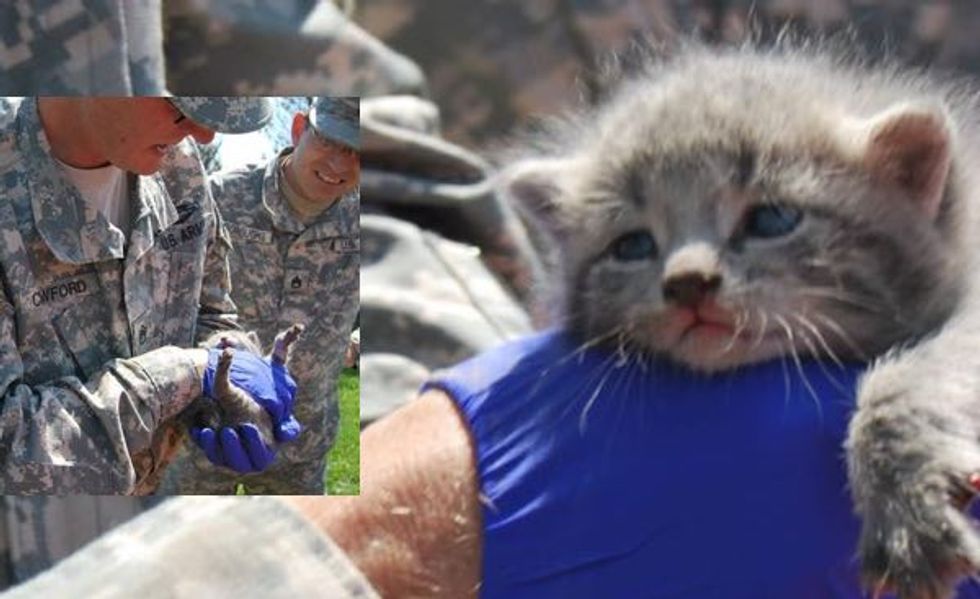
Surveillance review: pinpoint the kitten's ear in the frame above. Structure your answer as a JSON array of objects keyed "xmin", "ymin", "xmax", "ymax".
[
  {"xmin": 856, "ymin": 103, "xmax": 952, "ymax": 219},
  {"xmin": 501, "ymin": 158, "xmax": 578, "ymax": 237}
]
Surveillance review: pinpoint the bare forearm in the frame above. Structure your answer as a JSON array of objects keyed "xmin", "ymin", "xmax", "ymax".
[{"xmin": 286, "ymin": 390, "xmax": 482, "ymax": 597}]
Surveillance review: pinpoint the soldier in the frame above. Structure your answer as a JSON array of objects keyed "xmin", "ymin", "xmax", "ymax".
[
  {"xmin": 0, "ymin": 1, "xmax": 424, "ymax": 97},
  {"xmin": 0, "ymin": 96, "xmax": 299, "ymax": 497},
  {"xmin": 161, "ymin": 97, "xmax": 360, "ymax": 495}
]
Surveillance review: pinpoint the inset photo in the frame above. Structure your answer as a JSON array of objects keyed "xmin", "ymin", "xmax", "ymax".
[{"xmin": 0, "ymin": 96, "xmax": 359, "ymax": 497}]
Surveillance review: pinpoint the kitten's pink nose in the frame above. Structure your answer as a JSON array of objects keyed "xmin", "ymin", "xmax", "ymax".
[{"xmin": 662, "ymin": 272, "xmax": 722, "ymax": 307}]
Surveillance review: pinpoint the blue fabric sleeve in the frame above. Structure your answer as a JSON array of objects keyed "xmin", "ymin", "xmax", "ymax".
[{"xmin": 423, "ymin": 330, "xmax": 980, "ymax": 599}]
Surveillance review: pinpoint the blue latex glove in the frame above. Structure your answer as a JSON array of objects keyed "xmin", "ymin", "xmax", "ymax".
[{"xmin": 194, "ymin": 348, "xmax": 301, "ymax": 472}]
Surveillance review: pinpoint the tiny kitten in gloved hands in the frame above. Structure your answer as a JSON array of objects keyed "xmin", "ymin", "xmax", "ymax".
[
  {"xmin": 187, "ymin": 323, "xmax": 305, "ymax": 447},
  {"xmin": 130, "ymin": 323, "xmax": 304, "ymax": 495}
]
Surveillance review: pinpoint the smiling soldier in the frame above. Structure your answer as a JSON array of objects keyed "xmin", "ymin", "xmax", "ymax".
[
  {"xmin": 162, "ymin": 97, "xmax": 360, "ymax": 494},
  {"xmin": 0, "ymin": 96, "xmax": 301, "ymax": 494}
]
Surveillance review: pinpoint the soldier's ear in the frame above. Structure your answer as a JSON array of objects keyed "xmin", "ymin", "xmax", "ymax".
[
  {"xmin": 291, "ymin": 113, "xmax": 307, "ymax": 147},
  {"xmin": 844, "ymin": 102, "xmax": 953, "ymax": 220},
  {"xmin": 502, "ymin": 157, "xmax": 579, "ymax": 239}
]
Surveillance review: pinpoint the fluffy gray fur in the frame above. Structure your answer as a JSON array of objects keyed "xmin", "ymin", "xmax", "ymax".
[{"xmin": 503, "ymin": 41, "xmax": 980, "ymax": 599}]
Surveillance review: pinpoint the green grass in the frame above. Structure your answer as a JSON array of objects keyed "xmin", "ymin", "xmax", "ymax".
[{"xmin": 325, "ymin": 368, "xmax": 360, "ymax": 495}]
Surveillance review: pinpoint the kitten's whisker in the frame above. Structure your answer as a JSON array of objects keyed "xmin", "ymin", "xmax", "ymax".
[
  {"xmin": 555, "ymin": 326, "xmax": 624, "ymax": 367},
  {"xmin": 811, "ymin": 312, "xmax": 870, "ymax": 361},
  {"xmin": 579, "ymin": 360, "xmax": 616, "ymax": 434},
  {"xmin": 751, "ymin": 308, "xmax": 770, "ymax": 351},
  {"xmin": 717, "ymin": 306, "xmax": 750, "ymax": 356},
  {"xmin": 775, "ymin": 314, "xmax": 824, "ymax": 423},
  {"xmin": 615, "ymin": 329, "xmax": 630, "ymax": 367},
  {"xmin": 793, "ymin": 313, "xmax": 845, "ymax": 370},
  {"xmin": 793, "ymin": 317, "xmax": 852, "ymax": 397},
  {"xmin": 558, "ymin": 350, "xmax": 619, "ymax": 423}
]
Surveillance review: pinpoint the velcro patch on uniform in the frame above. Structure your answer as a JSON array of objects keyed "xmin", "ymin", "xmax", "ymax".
[
  {"xmin": 26, "ymin": 272, "xmax": 98, "ymax": 308},
  {"xmin": 330, "ymin": 237, "xmax": 359, "ymax": 254},
  {"xmin": 226, "ymin": 223, "xmax": 273, "ymax": 244}
]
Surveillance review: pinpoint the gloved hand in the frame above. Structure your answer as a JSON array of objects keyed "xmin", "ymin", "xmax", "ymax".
[
  {"xmin": 193, "ymin": 348, "xmax": 302, "ymax": 473},
  {"xmin": 189, "ymin": 424, "xmax": 276, "ymax": 473}
]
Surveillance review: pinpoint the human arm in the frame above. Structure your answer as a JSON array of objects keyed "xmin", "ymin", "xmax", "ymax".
[
  {"xmin": 286, "ymin": 389, "xmax": 482, "ymax": 598},
  {"xmin": 0, "ymin": 288, "xmax": 210, "ymax": 494},
  {"xmin": 0, "ymin": 496, "xmax": 378, "ymax": 598}
]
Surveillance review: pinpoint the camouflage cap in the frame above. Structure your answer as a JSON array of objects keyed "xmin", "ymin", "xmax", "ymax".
[
  {"xmin": 310, "ymin": 97, "xmax": 359, "ymax": 150},
  {"xmin": 168, "ymin": 97, "xmax": 273, "ymax": 134}
]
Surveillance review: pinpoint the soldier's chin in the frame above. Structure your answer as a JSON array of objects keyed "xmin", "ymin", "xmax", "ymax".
[{"xmin": 126, "ymin": 151, "xmax": 166, "ymax": 176}]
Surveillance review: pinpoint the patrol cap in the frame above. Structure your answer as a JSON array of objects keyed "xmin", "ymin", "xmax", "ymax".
[
  {"xmin": 309, "ymin": 97, "xmax": 359, "ymax": 150},
  {"xmin": 168, "ymin": 97, "xmax": 273, "ymax": 134}
]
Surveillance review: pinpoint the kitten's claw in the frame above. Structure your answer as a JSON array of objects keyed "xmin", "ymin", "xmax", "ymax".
[
  {"xmin": 849, "ymin": 393, "xmax": 980, "ymax": 599},
  {"xmin": 271, "ymin": 323, "xmax": 305, "ymax": 364}
]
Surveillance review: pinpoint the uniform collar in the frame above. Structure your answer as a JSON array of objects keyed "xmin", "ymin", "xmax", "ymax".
[{"xmin": 17, "ymin": 97, "xmax": 129, "ymax": 264}]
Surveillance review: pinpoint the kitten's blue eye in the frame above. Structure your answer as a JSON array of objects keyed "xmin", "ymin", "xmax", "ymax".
[
  {"xmin": 743, "ymin": 204, "xmax": 803, "ymax": 238},
  {"xmin": 610, "ymin": 231, "xmax": 657, "ymax": 261}
]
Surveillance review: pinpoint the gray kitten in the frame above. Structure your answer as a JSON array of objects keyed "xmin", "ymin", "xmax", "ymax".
[
  {"xmin": 504, "ymin": 42, "xmax": 980, "ymax": 598},
  {"xmin": 188, "ymin": 323, "xmax": 306, "ymax": 446}
]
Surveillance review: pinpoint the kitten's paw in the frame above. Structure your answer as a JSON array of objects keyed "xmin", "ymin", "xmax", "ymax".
[
  {"xmin": 271, "ymin": 322, "xmax": 305, "ymax": 364},
  {"xmin": 857, "ymin": 487, "xmax": 980, "ymax": 599},
  {"xmin": 218, "ymin": 347, "xmax": 235, "ymax": 367},
  {"xmin": 848, "ymin": 396, "xmax": 980, "ymax": 599}
]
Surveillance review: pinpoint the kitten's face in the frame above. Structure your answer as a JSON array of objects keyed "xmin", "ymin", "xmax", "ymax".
[
  {"xmin": 508, "ymin": 51, "xmax": 970, "ymax": 372},
  {"xmin": 512, "ymin": 139, "xmax": 956, "ymax": 372}
]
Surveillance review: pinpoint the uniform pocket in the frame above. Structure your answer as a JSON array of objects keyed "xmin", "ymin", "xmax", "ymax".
[{"xmin": 231, "ymin": 238, "xmax": 283, "ymax": 322}]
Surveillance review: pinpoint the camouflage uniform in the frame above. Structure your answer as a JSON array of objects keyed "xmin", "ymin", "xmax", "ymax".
[
  {"xmin": 0, "ymin": 497, "xmax": 378, "ymax": 598},
  {"xmin": 164, "ymin": 0, "xmax": 427, "ymax": 96},
  {"xmin": 0, "ymin": 1, "xmax": 425, "ymax": 97},
  {"xmin": 0, "ymin": 496, "xmax": 158, "ymax": 587},
  {"xmin": 0, "ymin": 97, "xmax": 236, "ymax": 495},
  {"xmin": 358, "ymin": 0, "xmax": 980, "ymax": 147},
  {"xmin": 0, "ymin": 0, "xmax": 164, "ymax": 94},
  {"xmin": 161, "ymin": 150, "xmax": 360, "ymax": 494}
]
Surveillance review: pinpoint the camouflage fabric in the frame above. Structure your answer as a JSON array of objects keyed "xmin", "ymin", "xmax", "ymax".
[
  {"xmin": 358, "ymin": 0, "xmax": 980, "ymax": 147},
  {"xmin": 169, "ymin": 97, "xmax": 274, "ymax": 134},
  {"xmin": 161, "ymin": 149, "xmax": 360, "ymax": 494},
  {"xmin": 0, "ymin": 497, "xmax": 378, "ymax": 598},
  {"xmin": 0, "ymin": 0, "xmax": 165, "ymax": 95},
  {"xmin": 0, "ymin": 1, "xmax": 424, "ymax": 97},
  {"xmin": 164, "ymin": 0, "xmax": 427, "ymax": 96},
  {"xmin": 360, "ymin": 94, "xmax": 535, "ymax": 424},
  {"xmin": 0, "ymin": 496, "xmax": 153, "ymax": 587},
  {"xmin": 0, "ymin": 97, "xmax": 237, "ymax": 494}
]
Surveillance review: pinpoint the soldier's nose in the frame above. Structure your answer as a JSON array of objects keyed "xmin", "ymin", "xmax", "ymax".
[
  {"xmin": 662, "ymin": 272, "xmax": 722, "ymax": 307},
  {"xmin": 187, "ymin": 123, "xmax": 216, "ymax": 145}
]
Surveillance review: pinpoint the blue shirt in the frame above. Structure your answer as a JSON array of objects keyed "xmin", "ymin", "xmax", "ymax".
[{"xmin": 424, "ymin": 330, "xmax": 980, "ymax": 599}]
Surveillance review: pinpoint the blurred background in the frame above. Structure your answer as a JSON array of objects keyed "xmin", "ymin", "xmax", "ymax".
[{"xmin": 353, "ymin": 0, "xmax": 980, "ymax": 148}]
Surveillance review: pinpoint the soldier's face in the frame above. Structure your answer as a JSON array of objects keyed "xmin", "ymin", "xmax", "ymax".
[
  {"xmin": 289, "ymin": 113, "xmax": 359, "ymax": 202},
  {"xmin": 83, "ymin": 98, "xmax": 216, "ymax": 175}
]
